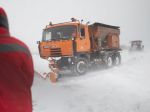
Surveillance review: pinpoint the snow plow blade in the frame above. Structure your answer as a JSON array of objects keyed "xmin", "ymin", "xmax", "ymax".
[{"xmin": 49, "ymin": 72, "xmax": 58, "ymax": 83}]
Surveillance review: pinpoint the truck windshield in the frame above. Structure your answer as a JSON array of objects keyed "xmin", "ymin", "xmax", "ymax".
[{"xmin": 42, "ymin": 25, "xmax": 76, "ymax": 41}]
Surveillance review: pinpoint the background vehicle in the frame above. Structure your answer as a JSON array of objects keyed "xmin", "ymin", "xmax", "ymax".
[
  {"xmin": 38, "ymin": 18, "xmax": 121, "ymax": 82},
  {"xmin": 129, "ymin": 40, "xmax": 144, "ymax": 51}
]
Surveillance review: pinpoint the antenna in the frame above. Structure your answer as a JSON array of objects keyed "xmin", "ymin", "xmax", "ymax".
[
  {"xmin": 71, "ymin": 18, "xmax": 77, "ymax": 22},
  {"xmin": 49, "ymin": 22, "xmax": 53, "ymax": 26},
  {"xmin": 86, "ymin": 21, "xmax": 90, "ymax": 25}
]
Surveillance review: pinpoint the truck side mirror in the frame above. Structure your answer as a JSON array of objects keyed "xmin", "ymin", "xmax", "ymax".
[
  {"xmin": 81, "ymin": 28, "xmax": 85, "ymax": 36},
  {"xmin": 37, "ymin": 41, "xmax": 40, "ymax": 44},
  {"xmin": 80, "ymin": 28, "xmax": 85, "ymax": 39}
]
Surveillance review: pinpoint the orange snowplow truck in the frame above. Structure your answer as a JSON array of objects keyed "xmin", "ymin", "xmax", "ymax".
[{"xmin": 38, "ymin": 18, "xmax": 121, "ymax": 80}]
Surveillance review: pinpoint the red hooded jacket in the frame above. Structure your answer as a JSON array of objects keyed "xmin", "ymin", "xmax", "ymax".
[{"xmin": 0, "ymin": 7, "xmax": 34, "ymax": 112}]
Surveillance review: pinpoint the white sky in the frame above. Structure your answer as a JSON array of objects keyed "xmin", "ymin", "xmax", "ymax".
[{"xmin": 0, "ymin": 0, "xmax": 150, "ymax": 53}]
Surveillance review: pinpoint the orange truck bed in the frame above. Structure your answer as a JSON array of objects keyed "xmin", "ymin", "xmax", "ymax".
[{"xmin": 89, "ymin": 23, "xmax": 120, "ymax": 50}]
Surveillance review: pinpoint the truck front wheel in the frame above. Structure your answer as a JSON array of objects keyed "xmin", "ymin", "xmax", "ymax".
[{"xmin": 73, "ymin": 58, "xmax": 88, "ymax": 75}]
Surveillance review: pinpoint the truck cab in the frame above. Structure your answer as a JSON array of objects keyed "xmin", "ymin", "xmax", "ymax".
[{"xmin": 39, "ymin": 20, "xmax": 91, "ymax": 59}]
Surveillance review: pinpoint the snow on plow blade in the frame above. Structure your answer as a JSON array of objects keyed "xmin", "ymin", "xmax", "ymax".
[{"xmin": 35, "ymin": 71, "xmax": 58, "ymax": 83}]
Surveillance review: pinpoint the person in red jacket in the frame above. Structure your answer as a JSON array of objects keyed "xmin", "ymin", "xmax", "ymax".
[{"xmin": 0, "ymin": 7, "xmax": 34, "ymax": 112}]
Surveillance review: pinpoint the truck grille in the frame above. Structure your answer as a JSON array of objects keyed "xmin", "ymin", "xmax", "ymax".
[{"xmin": 50, "ymin": 48, "xmax": 61, "ymax": 57}]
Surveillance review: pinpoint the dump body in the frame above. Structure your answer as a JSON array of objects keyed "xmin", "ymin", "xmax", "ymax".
[{"xmin": 89, "ymin": 23, "xmax": 120, "ymax": 51}]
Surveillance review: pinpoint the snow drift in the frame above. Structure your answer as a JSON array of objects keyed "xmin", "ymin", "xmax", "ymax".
[{"xmin": 32, "ymin": 49, "xmax": 150, "ymax": 112}]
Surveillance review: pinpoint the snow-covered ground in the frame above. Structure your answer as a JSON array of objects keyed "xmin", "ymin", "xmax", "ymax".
[{"xmin": 32, "ymin": 49, "xmax": 150, "ymax": 112}]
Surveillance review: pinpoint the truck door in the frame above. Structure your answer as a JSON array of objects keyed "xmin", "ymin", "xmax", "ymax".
[{"xmin": 75, "ymin": 25, "xmax": 91, "ymax": 52}]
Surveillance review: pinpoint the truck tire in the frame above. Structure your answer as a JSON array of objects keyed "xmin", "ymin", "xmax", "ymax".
[
  {"xmin": 106, "ymin": 56, "xmax": 113, "ymax": 67},
  {"xmin": 73, "ymin": 58, "xmax": 88, "ymax": 75},
  {"xmin": 113, "ymin": 53, "xmax": 121, "ymax": 66}
]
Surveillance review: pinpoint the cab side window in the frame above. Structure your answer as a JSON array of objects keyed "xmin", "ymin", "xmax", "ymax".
[{"xmin": 81, "ymin": 28, "xmax": 85, "ymax": 37}]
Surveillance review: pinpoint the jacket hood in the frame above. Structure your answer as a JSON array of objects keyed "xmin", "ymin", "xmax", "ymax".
[{"xmin": 0, "ymin": 7, "xmax": 9, "ymax": 36}]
